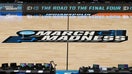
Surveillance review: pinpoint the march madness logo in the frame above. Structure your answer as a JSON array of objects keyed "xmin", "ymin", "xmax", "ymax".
[{"xmin": 3, "ymin": 30, "xmax": 128, "ymax": 43}]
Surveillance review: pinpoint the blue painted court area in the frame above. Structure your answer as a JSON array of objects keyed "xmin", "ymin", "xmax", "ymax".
[
  {"xmin": 3, "ymin": 36, "xmax": 37, "ymax": 43},
  {"xmin": 3, "ymin": 36, "xmax": 22, "ymax": 43},
  {"xmin": 56, "ymin": 70, "xmax": 78, "ymax": 74}
]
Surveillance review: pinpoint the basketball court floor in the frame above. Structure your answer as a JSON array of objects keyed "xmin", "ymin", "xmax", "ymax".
[{"xmin": 0, "ymin": 16, "xmax": 131, "ymax": 70}]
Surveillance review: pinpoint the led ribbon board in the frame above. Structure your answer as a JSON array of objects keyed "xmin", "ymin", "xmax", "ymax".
[
  {"xmin": 3, "ymin": 30, "xmax": 128, "ymax": 43},
  {"xmin": 23, "ymin": 4, "xmax": 132, "ymax": 13},
  {"xmin": 0, "ymin": 4, "xmax": 22, "ymax": 15},
  {"xmin": 0, "ymin": 4, "xmax": 22, "ymax": 12}
]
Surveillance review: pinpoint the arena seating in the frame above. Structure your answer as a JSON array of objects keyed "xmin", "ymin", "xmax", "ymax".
[
  {"xmin": 0, "ymin": 61, "xmax": 56, "ymax": 74},
  {"xmin": 1, "ymin": 62, "xmax": 132, "ymax": 74},
  {"xmin": 79, "ymin": 64, "xmax": 132, "ymax": 74}
]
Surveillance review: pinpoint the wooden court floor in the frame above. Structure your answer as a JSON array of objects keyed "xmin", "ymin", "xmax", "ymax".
[{"xmin": 0, "ymin": 16, "xmax": 131, "ymax": 70}]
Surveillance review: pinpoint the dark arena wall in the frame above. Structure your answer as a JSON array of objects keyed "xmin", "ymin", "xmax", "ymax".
[
  {"xmin": 0, "ymin": 3, "xmax": 132, "ymax": 15},
  {"xmin": 0, "ymin": 1, "xmax": 132, "ymax": 74}
]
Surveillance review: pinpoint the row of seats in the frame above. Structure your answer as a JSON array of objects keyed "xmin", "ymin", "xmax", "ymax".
[
  {"xmin": 79, "ymin": 64, "xmax": 132, "ymax": 73},
  {"xmin": 1, "ymin": 63, "xmax": 52, "ymax": 70},
  {"xmin": 1, "ymin": 62, "xmax": 132, "ymax": 74},
  {"xmin": 0, "ymin": 61, "xmax": 56, "ymax": 74}
]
